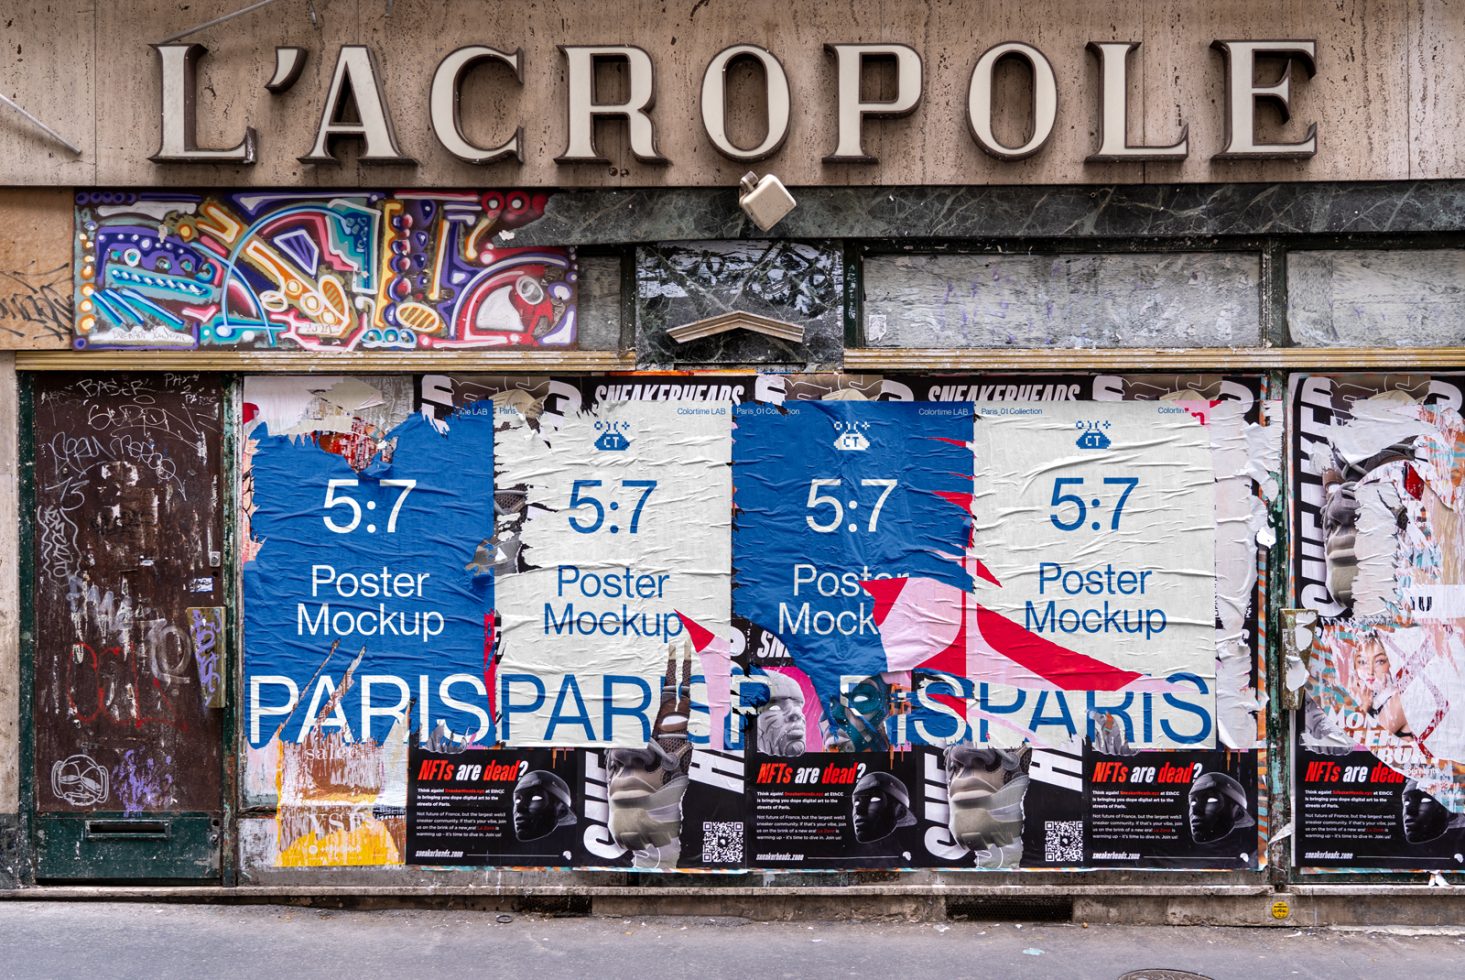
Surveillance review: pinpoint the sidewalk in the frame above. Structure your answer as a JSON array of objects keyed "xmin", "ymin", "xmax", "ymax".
[{"xmin": 2, "ymin": 902, "xmax": 1462, "ymax": 980}]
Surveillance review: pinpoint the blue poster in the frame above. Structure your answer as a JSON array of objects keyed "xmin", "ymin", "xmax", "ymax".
[
  {"xmin": 733, "ymin": 401, "xmax": 973, "ymax": 746},
  {"xmin": 244, "ymin": 405, "xmax": 495, "ymax": 748}
]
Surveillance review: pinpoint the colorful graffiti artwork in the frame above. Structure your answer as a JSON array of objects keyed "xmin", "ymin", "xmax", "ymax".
[{"xmin": 73, "ymin": 191, "xmax": 577, "ymax": 351}]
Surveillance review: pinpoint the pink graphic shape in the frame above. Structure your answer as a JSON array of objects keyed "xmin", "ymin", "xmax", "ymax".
[
  {"xmin": 1173, "ymin": 398, "xmax": 1221, "ymax": 426},
  {"xmin": 677, "ymin": 611, "xmax": 732, "ymax": 751},
  {"xmin": 861, "ymin": 575, "xmax": 1183, "ymax": 695},
  {"xmin": 764, "ymin": 665, "xmax": 823, "ymax": 750}
]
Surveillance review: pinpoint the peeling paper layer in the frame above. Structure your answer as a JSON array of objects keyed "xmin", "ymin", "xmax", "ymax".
[
  {"xmin": 1197, "ymin": 395, "xmax": 1279, "ymax": 750},
  {"xmin": 1295, "ymin": 375, "xmax": 1465, "ymax": 816}
]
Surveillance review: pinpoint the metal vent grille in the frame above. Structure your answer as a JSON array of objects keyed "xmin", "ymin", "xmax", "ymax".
[{"xmin": 944, "ymin": 896, "xmax": 1073, "ymax": 922}]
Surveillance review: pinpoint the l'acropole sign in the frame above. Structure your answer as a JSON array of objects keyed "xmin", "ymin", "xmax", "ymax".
[{"xmin": 152, "ymin": 39, "xmax": 1319, "ymax": 168}]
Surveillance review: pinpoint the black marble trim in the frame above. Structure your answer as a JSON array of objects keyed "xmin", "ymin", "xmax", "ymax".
[{"xmin": 508, "ymin": 181, "xmax": 1465, "ymax": 246}]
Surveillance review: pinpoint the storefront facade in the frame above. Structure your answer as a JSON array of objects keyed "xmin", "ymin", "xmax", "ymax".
[{"xmin": 2, "ymin": 0, "xmax": 1464, "ymax": 922}]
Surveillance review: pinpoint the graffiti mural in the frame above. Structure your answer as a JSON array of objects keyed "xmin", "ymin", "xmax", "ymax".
[{"xmin": 73, "ymin": 191, "xmax": 577, "ymax": 351}]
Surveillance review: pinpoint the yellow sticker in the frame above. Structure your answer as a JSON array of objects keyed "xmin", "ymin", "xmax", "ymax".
[{"xmin": 1271, "ymin": 900, "xmax": 1290, "ymax": 920}]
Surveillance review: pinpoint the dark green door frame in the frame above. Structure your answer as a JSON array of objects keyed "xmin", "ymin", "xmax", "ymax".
[{"xmin": 19, "ymin": 373, "xmax": 236, "ymax": 883}]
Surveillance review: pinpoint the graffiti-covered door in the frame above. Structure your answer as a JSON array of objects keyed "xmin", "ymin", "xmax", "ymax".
[{"xmin": 31, "ymin": 375, "xmax": 225, "ymax": 880}]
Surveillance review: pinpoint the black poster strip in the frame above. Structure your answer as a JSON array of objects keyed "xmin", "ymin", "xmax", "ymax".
[{"xmin": 406, "ymin": 745, "xmax": 579, "ymax": 867}]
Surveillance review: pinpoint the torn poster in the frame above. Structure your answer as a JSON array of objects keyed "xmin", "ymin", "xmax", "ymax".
[
  {"xmin": 493, "ymin": 401, "xmax": 732, "ymax": 747},
  {"xmin": 916, "ymin": 374, "xmax": 1274, "ymax": 750},
  {"xmin": 732, "ymin": 400, "xmax": 975, "ymax": 750},
  {"xmin": 240, "ymin": 375, "xmax": 494, "ymax": 868},
  {"xmin": 1292, "ymin": 373, "xmax": 1465, "ymax": 869},
  {"xmin": 242, "ymin": 375, "xmax": 496, "ymax": 749}
]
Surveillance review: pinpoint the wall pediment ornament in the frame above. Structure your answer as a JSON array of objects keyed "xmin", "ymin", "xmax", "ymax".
[{"xmin": 665, "ymin": 310, "xmax": 806, "ymax": 346}]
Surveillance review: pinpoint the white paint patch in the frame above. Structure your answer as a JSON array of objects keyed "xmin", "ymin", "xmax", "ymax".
[
  {"xmin": 95, "ymin": 200, "xmax": 200, "ymax": 221},
  {"xmin": 243, "ymin": 738, "xmax": 281, "ymax": 807},
  {"xmin": 242, "ymin": 376, "xmax": 407, "ymax": 438}
]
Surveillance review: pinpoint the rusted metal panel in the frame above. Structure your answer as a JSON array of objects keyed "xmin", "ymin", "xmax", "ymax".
[{"xmin": 32, "ymin": 374, "xmax": 224, "ymax": 814}]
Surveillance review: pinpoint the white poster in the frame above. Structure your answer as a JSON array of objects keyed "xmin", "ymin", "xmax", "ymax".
[
  {"xmin": 495, "ymin": 401, "xmax": 732, "ymax": 746},
  {"xmin": 969, "ymin": 401, "xmax": 1217, "ymax": 748}
]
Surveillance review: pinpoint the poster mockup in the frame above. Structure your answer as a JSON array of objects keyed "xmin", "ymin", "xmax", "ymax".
[
  {"xmin": 243, "ymin": 378, "xmax": 496, "ymax": 750},
  {"xmin": 732, "ymin": 400, "xmax": 974, "ymax": 749},
  {"xmin": 968, "ymin": 401, "xmax": 1217, "ymax": 748},
  {"xmin": 493, "ymin": 401, "xmax": 732, "ymax": 747}
]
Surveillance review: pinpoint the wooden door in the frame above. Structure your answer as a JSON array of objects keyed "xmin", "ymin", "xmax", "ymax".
[{"xmin": 30, "ymin": 374, "xmax": 225, "ymax": 879}]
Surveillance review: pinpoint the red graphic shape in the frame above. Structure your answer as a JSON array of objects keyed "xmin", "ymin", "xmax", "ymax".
[
  {"xmin": 1404, "ymin": 462, "xmax": 1424, "ymax": 500},
  {"xmin": 974, "ymin": 605, "xmax": 1144, "ymax": 691},
  {"xmin": 862, "ymin": 578, "xmax": 907, "ymax": 628},
  {"xmin": 677, "ymin": 611, "xmax": 716, "ymax": 651}
]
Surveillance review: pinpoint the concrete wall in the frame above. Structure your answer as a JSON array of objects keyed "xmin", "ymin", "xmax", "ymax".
[
  {"xmin": 0, "ymin": 190, "xmax": 72, "ymax": 350},
  {"xmin": 1288, "ymin": 249, "xmax": 1465, "ymax": 347},
  {"xmin": 863, "ymin": 252, "xmax": 1262, "ymax": 349},
  {"xmin": 0, "ymin": 0, "xmax": 1454, "ymax": 188}
]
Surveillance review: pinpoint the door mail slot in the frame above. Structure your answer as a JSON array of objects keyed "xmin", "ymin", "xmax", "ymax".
[{"xmin": 84, "ymin": 820, "xmax": 170, "ymax": 840}]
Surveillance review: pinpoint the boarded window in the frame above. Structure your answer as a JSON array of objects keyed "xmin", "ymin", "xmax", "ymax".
[
  {"xmin": 636, "ymin": 241, "xmax": 845, "ymax": 368},
  {"xmin": 862, "ymin": 252, "xmax": 1261, "ymax": 348},
  {"xmin": 578, "ymin": 254, "xmax": 623, "ymax": 350}
]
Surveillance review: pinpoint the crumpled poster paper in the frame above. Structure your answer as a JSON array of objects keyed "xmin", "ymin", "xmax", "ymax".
[
  {"xmin": 495, "ymin": 401, "xmax": 731, "ymax": 747},
  {"xmin": 966, "ymin": 401, "xmax": 1217, "ymax": 748}
]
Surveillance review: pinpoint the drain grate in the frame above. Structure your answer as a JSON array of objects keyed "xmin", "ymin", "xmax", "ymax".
[
  {"xmin": 1119, "ymin": 971, "xmax": 1215, "ymax": 980},
  {"xmin": 945, "ymin": 896, "xmax": 1073, "ymax": 921},
  {"xmin": 511, "ymin": 896, "xmax": 591, "ymax": 916}
]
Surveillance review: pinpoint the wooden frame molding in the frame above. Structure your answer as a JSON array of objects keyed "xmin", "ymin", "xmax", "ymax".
[
  {"xmin": 18, "ymin": 347, "xmax": 1465, "ymax": 373},
  {"xmin": 843, "ymin": 347, "xmax": 1465, "ymax": 371},
  {"xmin": 666, "ymin": 311, "xmax": 805, "ymax": 345},
  {"xmin": 14, "ymin": 350, "xmax": 636, "ymax": 373}
]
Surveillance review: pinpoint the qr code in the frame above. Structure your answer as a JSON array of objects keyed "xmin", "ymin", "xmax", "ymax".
[
  {"xmin": 703, "ymin": 821, "xmax": 744, "ymax": 864},
  {"xmin": 1044, "ymin": 821, "xmax": 1084, "ymax": 863}
]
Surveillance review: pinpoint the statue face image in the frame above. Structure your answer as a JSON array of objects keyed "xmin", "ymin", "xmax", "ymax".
[
  {"xmin": 1188, "ymin": 772, "xmax": 1250, "ymax": 844},
  {"xmin": 605, "ymin": 738, "xmax": 690, "ymax": 865},
  {"xmin": 512, "ymin": 770, "xmax": 573, "ymax": 842},
  {"xmin": 757, "ymin": 672, "xmax": 807, "ymax": 757},
  {"xmin": 1402, "ymin": 783, "xmax": 1452, "ymax": 844},
  {"xmin": 850, "ymin": 772, "xmax": 913, "ymax": 844},
  {"xmin": 943, "ymin": 746, "xmax": 1028, "ymax": 853}
]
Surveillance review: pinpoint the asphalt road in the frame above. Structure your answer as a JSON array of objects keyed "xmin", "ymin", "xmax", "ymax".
[{"xmin": 0, "ymin": 902, "xmax": 1460, "ymax": 979}]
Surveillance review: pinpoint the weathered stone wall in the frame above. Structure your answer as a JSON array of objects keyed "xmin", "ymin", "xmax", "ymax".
[
  {"xmin": 1288, "ymin": 250, "xmax": 1465, "ymax": 347},
  {"xmin": 862, "ymin": 252, "xmax": 1261, "ymax": 349},
  {"xmin": 0, "ymin": 0, "xmax": 1454, "ymax": 188}
]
